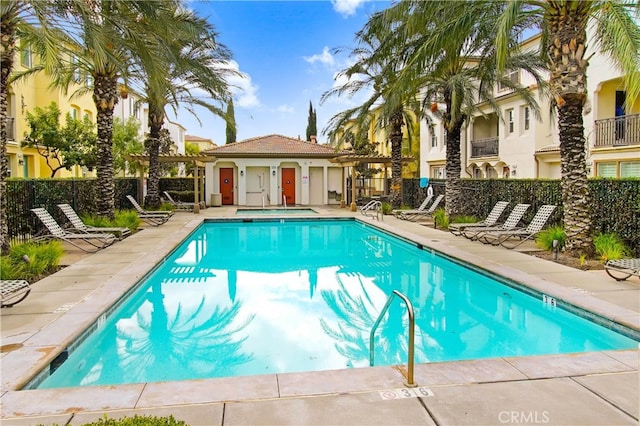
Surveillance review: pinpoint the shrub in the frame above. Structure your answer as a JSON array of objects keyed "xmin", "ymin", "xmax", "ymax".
[
  {"xmin": 381, "ymin": 202, "xmax": 392, "ymax": 215},
  {"xmin": 0, "ymin": 241, "xmax": 64, "ymax": 281},
  {"xmin": 433, "ymin": 208, "xmax": 449, "ymax": 229},
  {"xmin": 450, "ymin": 215, "xmax": 478, "ymax": 224},
  {"xmin": 535, "ymin": 225, "xmax": 566, "ymax": 251},
  {"xmin": 594, "ymin": 233, "xmax": 630, "ymax": 263},
  {"xmin": 82, "ymin": 210, "xmax": 141, "ymax": 232},
  {"xmin": 47, "ymin": 414, "xmax": 187, "ymax": 426}
]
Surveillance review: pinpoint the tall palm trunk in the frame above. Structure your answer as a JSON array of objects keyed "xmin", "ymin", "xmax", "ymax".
[
  {"xmin": 547, "ymin": 4, "xmax": 592, "ymax": 255},
  {"xmin": 144, "ymin": 103, "xmax": 163, "ymax": 209},
  {"xmin": 445, "ymin": 120, "xmax": 463, "ymax": 217},
  {"xmin": 93, "ymin": 72, "xmax": 119, "ymax": 220},
  {"xmin": 389, "ymin": 109, "xmax": 404, "ymax": 209},
  {"xmin": 0, "ymin": 4, "xmax": 18, "ymax": 254}
]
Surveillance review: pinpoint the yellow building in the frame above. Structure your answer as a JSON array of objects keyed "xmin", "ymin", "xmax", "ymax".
[
  {"xmin": 5, "ymin": 42, "xmax": 97, "ymax": 178},
  {"xmin": 185, "ymin": 134, "xmax": 217, "ymax": 152}
]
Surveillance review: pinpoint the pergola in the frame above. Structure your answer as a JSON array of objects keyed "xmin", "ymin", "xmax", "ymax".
[
  {"xmin": 330, "ymin": 153, "xmax": 414, "ymax": 211},
  {"xmin": 124, "ymin": 153, "xmax": 216, "ymax": 213}
]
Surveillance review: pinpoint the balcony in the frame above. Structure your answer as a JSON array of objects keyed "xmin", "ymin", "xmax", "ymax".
[
  {"xmin": 471, "ymin": 137, "xmax": 499, "ymax": 158},
  {"xmin": 594, "ymin": 114, "xmax": 639, "ymax": 147},
  {"xmin": 5, "ymin": 117, "xmax": 15, "ymax": 140}
]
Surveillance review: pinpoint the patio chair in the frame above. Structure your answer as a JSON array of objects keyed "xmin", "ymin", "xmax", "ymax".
[
  {"xmin": 392, "ymin": 193, "xmax": 433, "ymax": 217},
  {"xmin": 126, "ymin": 195, "xmax": 173, "ymax": 226},
  {"xmin": 1, "ymin": 280, "xmax": 31, "ymax": 307},
  {"xmin": 461, "ymin": 203, "xmax": 530, "ymax": 241},
  {"xmin": 162, "ymin": 191, "xmax": 197, "ymax": 211},
  {"xmin": 478, "ymin": 205, "xmax": 557, "ymax": 248},
  {"xmin": 604, "ymin": 258, "xmax": 640, "ymax": 281},
  {"xmin": 31, "ymin": 208, "xmax": 116, "ymax": 252},
  {"xmin": 397, "ymin": 194, "xmax": 444, "ymax": 222},
  {"xmin": 449, "ymin": 201, "xmax": 509, "ymax": 236},
  {"xmin": 57, "ymin": 204, "xmax": 131, "ymax": 239}
]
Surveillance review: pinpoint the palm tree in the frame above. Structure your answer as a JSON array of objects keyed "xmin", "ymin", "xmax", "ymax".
[
  {"xmin": 19, "ymin": 1, "xmax": 182, "ymax": 219},
  {"xmin": 321, "ymin": 22, "xmax": 420, "ymax": 209},
  {"xmin": 496, "ymin": 1, "xmax": 640, "ymax": 255},
  {"xmin": 378, "ymin": 0, "xmax": 546, "ymax": 217},
  {"xmin": 1, "ymin": 0, "xmax": 85, "ymax": 253},
  {"xmin": 133, "ymin": 6, "xmax": 233, "ymax": 208}
]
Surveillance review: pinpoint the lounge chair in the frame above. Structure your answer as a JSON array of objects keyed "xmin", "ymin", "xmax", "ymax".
[
  {"xmin": 126, "ymin": 195, "xmax": 173, "ymax": 226},
  {"xmin": 1, "ymin": 280, "xmax": 31, "ymax": 307},
  {"xmin": 57, "ymin": 204, "xmax": 131, "ymax": 239},
  {"xmin": 392, "ymin": 194, "xmax": 433, "ymax": 217},
  {"xmin": 461, "ymin": 203, "xmax": 530, "ymax": 241},
  {"xmin": 397, "ymin": 194, "xmax": 444, "ymax": 222},
  {"xmin": 479, "ymin": 205, "xmax": 557, "ymax": 248},
  {"xmin": 162, "ymin": 191, "xmax": 196, "ymax": 211},
  {"xmin": 449, "ymin": 201, "xmax": 509, "ymax": 236},
  {"xmin": 605, "ymin": 258, "xmax": 640, "ymax": 281},
  {"xmin": 31, "ymin": 208, "xmax": 116, "ymax": 252}
]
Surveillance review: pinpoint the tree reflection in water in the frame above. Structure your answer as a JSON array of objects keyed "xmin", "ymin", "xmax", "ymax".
[{"xmin": 116, "ymin": 281, "xmax": 255, "ymax": 382}]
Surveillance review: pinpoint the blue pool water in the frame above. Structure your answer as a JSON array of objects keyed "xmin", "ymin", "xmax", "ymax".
[
  {"xmin": 236, "ymin": 208, "xmax": 317, "ymax": 215},
  {"xmin": 35, "ymin": 219, "xmax": 638, "ymax": 389}
]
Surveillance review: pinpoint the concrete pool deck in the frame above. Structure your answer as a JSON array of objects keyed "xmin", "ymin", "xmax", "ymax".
[{"xmin": 1, "ymin": 206, "xmax": 638, "ymax": 425}]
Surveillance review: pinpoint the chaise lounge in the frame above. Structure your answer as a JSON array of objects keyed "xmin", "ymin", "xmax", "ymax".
[
  {"xmin": 31, "ymin": 208, "xmax": 117, "ymax": 252},
  {"xmin": 1, "ymin": 280, "xmax": 31, "ymax": 307},
  {"xmin": 126, "ymin": 195, "xmax": 173, "ymax": 226},
  {"xmin": 57, "ymin": 204, "xmax": 131, "ymax": 239},
  {"xmin": 605, "ymin": 258, "xmax": 640, "ymax": 281},
  {"xmin": 449, "ymin": 201, "xmax": 509, "ymax": 236}
]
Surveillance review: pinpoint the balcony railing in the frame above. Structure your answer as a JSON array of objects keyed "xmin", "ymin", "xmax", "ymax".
[
  {"xmin": 5, "ymin": 117, "xmax": 15, "ymax": 140},
  {"xmin": 471, "ymin": 136, "xmax": 499, "ymax": 158},
  {"xmin": 594, "ymin": 114, "xmax": 639, "ymax": 147}
]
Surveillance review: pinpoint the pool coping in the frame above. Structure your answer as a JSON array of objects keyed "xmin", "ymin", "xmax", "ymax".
[{"xmin": 1, "ymin": 208, "xmax": 639, "ymax": 420}]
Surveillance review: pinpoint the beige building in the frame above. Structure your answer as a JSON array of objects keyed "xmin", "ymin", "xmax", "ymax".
[{"xmin": 420, "ymin": 32, "xmax": 640, "ymax": 179}]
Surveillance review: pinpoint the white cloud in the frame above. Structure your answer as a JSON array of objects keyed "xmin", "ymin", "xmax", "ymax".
[
  {"xmin": 331, "ymin": 0, "xmax": 367, "ymax": 17},
  {"xmin": 276, "ymin": 104, "xmax": 295, "ymax": 113},
  {"xmin": 221, "ymin": 60, "xmax": 261, "ymax": 108},
  {"xmin": 303, "ymin": 46, "xmax": 335, "ymax": 67}
]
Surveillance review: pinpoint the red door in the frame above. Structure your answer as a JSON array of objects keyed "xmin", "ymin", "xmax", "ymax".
[
  {"xmin": 281, "ymin": 168, "xmax": 295, "ymax": 205},
  {"xmin": 220, "ymin": 168, "xmax": 234, "ymax": 205}
]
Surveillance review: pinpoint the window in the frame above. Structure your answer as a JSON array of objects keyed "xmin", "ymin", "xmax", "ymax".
[
  {"xmin": 620, "ymin": 161, "xmax": 640, "ymax": 177},
  {"xmin": 523, "ymin": 106, "xmax": 530, "ymax": 131},
  {"xmin": 597, "ymin": 162, "xmax": 617, "ymax": 178},
  {"xmin": 431, "ymin": 127, "xmax": 437, "ymax": 148},
  {"xmin": 20, "ymin": 41, "xmax": 31, "ymax": 68},
  {"xmin": 443, "ymin": 129, "xmax": 447, "ymax": 146},
  {"xmin": 499, "ymin": 70, "xmax": 519, "ymax": 91},
  {"xmin": 70, "ymin": 106, "xmax": 80, "ymax": 120},
  {"xmin": 432, "ymin": 166, "xmax": 446, "ymax": 179},
  {"xmin": 507, "ymin": 109, "xmax": 514, "ymax": 134},
  {"xmin": 71, "ymin": 55, "xmax": 81, "ymax": 82},
  {"xmin": 83, "ymin": 110, "xmax": 92, "ymax": 121}
]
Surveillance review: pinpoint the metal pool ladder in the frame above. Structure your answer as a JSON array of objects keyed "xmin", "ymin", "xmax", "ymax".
[{"xmin": 369, "ymin": 290, "xmax": 417, "ymax": 387}]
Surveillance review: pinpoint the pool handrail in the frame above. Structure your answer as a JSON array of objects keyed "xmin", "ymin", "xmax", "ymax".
[{"xmin": 369, "ymin": 290, "xmax": 417, "ymax": 388}]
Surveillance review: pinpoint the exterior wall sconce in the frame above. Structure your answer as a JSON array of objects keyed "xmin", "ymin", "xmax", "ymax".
[
  {"xmin": 240, "ymin": 170, "xmax": 244, "ymax": 177},
  {"xmin": 272, "ymin": 170, "xmax": 276, "ymax": 176}
]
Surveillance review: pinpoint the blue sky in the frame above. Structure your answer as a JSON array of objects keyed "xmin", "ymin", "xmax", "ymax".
[{"xmin": 170, "ymin": 0, "xmax": 391, "ymax": 146}]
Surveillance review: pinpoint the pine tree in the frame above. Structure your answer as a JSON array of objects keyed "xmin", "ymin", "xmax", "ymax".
[
  {"xmin": 306, "ymin": 101, "xmax": 317, "ymax": 141},
  {"xmin": 225, "ymin": 98, "xmax": 237, "ymax": 144}
]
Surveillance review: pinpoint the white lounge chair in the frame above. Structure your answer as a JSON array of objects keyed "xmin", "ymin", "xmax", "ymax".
[
  {"xmin": 479, "ymin": 205, "xmax": 557, "ymax": 248},
  {"xmin": 1, "ymin": 280, "xmax": 31, "ymax": 307},
  {"xmin": 461, "ymin": 203, "xmax": 530, "ymax": 241},
  {"xmin": 57, "ymin": 204, "xmax": 131, "ymax": 239},
  {"xmin": 605, "ymin": 258, "xmax": 640, "ymax": 281},
  {"xmin": 31, "ymin": 208, "xmax": 116, "ymax": 252},
  {"xmin": 449, "ymin": 201, "xmax": 509, "ymax": 236},
  {"xmin": 392, "ymin": 194, "xmax": 433, "ymax": 217},
  {"xmin": 126, "ymin": 195, "xmax": 173, "ymax": 226},
  {"xmin": 162, "ymin": 191, "xmax": 195, "ymax": 211},
  {"xmin": 397, "ymin": 194, "xmax": 444, "ymax": 221}
]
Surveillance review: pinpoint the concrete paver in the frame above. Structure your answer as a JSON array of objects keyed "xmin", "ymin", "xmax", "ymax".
[{"xmin": 1, "ymin": 206, "xmax": 638, "ymax": 425}]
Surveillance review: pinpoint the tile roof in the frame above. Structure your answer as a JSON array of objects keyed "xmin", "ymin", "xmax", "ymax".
[
  {"xmin": 202, "ymin": 134, "xmax": 347, "ymax": 158},
  {"xmin": 535, "ymin": 145, "xmax": 561, "ymax": 154}
]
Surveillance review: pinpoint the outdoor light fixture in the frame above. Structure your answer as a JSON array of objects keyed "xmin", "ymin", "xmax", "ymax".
[
  {"xmin": 272, "ymin": 170, "xmax": 276, "ymax": 176},
  {"xmin": 240, "ymin": 170, "xmax": 244, "ymax": 177}
]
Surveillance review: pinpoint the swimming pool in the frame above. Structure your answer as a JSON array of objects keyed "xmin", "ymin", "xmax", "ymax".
[
  {"xmin": 31, "ymin": 219, "xmax": 638, "ymax": 389},
  {"xmin": 236, "ymin": 208, "xmax": 317, "ymax": 215}
]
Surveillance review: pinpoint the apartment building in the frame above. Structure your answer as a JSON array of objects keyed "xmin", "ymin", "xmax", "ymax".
[
  {"xmin": 5, "ymin": 44, "xmax": 97, "ymax": 178},
  {"xmin": 420, "ymin": 33, "xmax": 640, "ymax": 180}
]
